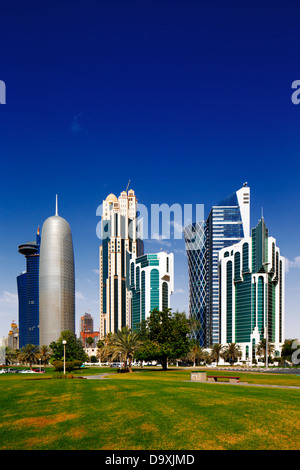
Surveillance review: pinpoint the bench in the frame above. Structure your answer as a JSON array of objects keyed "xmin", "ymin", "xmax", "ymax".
[{"xmin": 207, "ymin": 375, "xmax": 240, "ymax": 384}]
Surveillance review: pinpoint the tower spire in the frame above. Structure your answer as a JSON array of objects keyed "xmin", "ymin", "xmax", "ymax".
[{"xmin": 56, "ymin": 194, "xmax": 58, "ymax": 216}]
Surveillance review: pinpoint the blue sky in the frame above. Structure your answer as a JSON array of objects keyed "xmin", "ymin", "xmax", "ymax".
[{"xmin": 0, "ymin": 0, "xmax": 299, "ymax": 340}]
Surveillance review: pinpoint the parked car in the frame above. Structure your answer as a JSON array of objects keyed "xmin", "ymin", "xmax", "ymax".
[
  {"xmin": 32, "ymin": 368, "xmax": 45, "ymax": 373},
  {"xmin": 0, "ymin": 369, "xmax": 8, "ymax": 374},
  {"xmin": 20, "ymin": 369, "xmax": 37, "ymax": 373}
]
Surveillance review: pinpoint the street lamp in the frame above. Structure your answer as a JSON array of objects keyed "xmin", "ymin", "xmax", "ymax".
[{"xmin": 62, "ymin": 340, "xmax": 67, "ymax": 375}]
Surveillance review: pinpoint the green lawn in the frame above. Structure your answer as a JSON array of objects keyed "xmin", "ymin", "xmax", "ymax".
[{"xmin": 0, "ymin": 367, "xmax": 299, "ymax": 450}]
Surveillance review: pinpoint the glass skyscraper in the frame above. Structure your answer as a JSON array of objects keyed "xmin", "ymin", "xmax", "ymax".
[
  {"xmin": 184, "ymin": 185, "xmax": 250, "ymax": 347},
  {"xmin": 39, "ymin": 197, "xmax": 75, "ymax": 346},
  {"xmin": 129, "ymin": 252, "xmax": 174, "ymax": 331},
  {"xmin": 17, "ymin": 228, "xmax": 41, "ymax": 347},
  {"xmin": 219, "ymin": 217, "xmax": 285, "ymax": 363},
  {"xmin": 183, "ymin": 221, "xmax": 206, "ymax": 346}
]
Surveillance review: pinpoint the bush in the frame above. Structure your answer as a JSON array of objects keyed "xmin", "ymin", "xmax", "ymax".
[
  {"xmin": 53, "ymin": 373, "xmax": 74, "ymax": 379},
  {"xmin": 52, "ymin": 360, "xmax": 82, "ymax": 372}
]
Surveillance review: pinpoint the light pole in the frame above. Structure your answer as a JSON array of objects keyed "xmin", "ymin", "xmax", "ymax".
[{"xmin": 62, "ymin": 340, "xmax": 67, "ymax": 375}]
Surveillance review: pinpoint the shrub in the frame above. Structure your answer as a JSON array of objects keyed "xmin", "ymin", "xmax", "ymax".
[{"xmin": 52, "ymin": 360, "xmax": 82, "ymax": 372}]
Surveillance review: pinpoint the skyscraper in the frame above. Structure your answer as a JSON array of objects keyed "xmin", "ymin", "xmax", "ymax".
[
  {"xmin": 183, "ymin": 221, "xmax": 206, "ymax": 346},
  {"xmin": 219, "ymin": 217, "xmax": 285, "ymax": 363},
  {"xmin": 206, "ymin": 185, "xmax": 250, "ymax": 346},
  {"xmin": 17, "ymin": 227, "xmax": 40, "ymax": 347},
  {"xmin": 39, "ymin": 196, "xmax": 75, "ymax": 345},
  {"xmin": 129, "ymin": 252, "xmax": 174, "ymax": 330},
  {"xmin": 99, "ymin": 189, "xmax": 144, "ymax": 338},
  {"xmin": 184, "ymin": 185, "xmax": 250, "ymax": 347}
]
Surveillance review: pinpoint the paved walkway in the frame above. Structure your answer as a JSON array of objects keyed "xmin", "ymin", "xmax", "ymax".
[{"xmin": 198, "ymin": 381, "xmax": 300, "ymax": 389}]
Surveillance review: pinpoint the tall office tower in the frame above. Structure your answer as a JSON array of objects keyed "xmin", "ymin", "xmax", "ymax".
[
  {"xmin": 206, "ymin": 185, "xmax": 250, "ymax": 346},
  {"xmin": 183, "ymin": 222, "xmax": 206, "ymax": 346},
  {"xmin": 17, "ymin": 227, "xmax": 41, "ymax": 347},
  {"xmin": 7, "ymin": 322, "xmax": 19, "ymax": 350},
  {"xmin": 80, "ymin": 312, "xmax": 99, "ymax": 348},
  {"xmin": 39, "ymin": 197, "xmax": 75, "ymax": 346},
  {"xmin": 129, "ymin": 252, "xmax": 174, "ymax": 331},
  {"xmin": 219, "ymin": 217, "xmax": 285, "ymax": 363},
  {"xmin": 99, "ymin": 189, "xmax": 144, "ymax": 338},
  {"xmin": 184, "ymin": 185, "xmax": 250, "ymax": 347}
]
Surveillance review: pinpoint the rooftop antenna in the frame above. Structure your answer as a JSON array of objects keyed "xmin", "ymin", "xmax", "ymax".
[
  {"xmin": 55, "ymin": 194, "xmax": 58, "ymax": 216},
  {"xmin": 126, "ymin": 180, "xmax": 131, "ymax": 192},
  {"xmin": 261, "ymin": 207, "xmax": 264, "ymax": 219}
]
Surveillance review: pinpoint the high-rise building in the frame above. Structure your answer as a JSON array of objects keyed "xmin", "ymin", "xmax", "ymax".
[
  {"xmin": 7, "ymin": 321, "xmax": 19, "ymax": 350},
  {"xmin": 17, "ymin": 227, "xmax": 41, "ymax": 347},
  {"xmin": 183, "ymin": 222, "xmax": 206, "ymax": 346},
  {"xmin": 219, "ymin": 217, "xmax": 285, "ymax": 363},
  {"xmin": 184, "ymin": 185, "xmax": 250, "ymax": 347},
  {"xmin": 39, "ymin": 196, "xmax": 75, "ymax": 345},
  {"xmin": 129, "ymin": 252, "xmax": 174, "ymax": 330},
  {"xmin": 99, "ymin": 189, "xmax": 144, "ymax": 338},
  {"xmin": 80, "ymin": 313, "xmax": 99, "ymax": 348}
]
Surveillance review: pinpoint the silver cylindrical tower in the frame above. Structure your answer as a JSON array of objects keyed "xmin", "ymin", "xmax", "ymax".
[{"xmin": 39, "ymin": 199, "xmax": 75, "ymax": 345}]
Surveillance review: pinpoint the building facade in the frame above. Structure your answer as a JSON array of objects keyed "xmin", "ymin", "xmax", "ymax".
[
  {"xmin": 183, "ymin": 221, "xmax": 206, "ymax": 346},
  {"xmin": 17, "ymin": 228, "xmax": 41, "ymax": 347},
  {"xmin": 80, "ymin": 312, "xmax": 100, "ymax": 348},
  {"xmin": 206, "ymin": 185, "xmax": 250, "ymax": 346},
  {"xmin": 184, "ymin": 185, "xmax": 250, "ymax": 347},
  {"xmin": 219, "ymin": 217, "xmax": 285, "ymax": 363},
  {"xmin": 129, "ymin": 252, "xmax": 174, "ymax": 330},
  {"xmin": 39, "ymin": 197, "xmax": 75, "ymax": 345},
  {"xmin": 99, "ymin": 189, "xmax": 144, "ymax": 338}
]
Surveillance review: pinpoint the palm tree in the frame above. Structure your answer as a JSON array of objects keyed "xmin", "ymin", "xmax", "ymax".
[
  {"xmin": 187, "ymin": 340, "xmax": 207, "ymax": 367},
  {"xmin": 5, "ymin": 347, "xmax": 19, "ymax": 365},
  {"xmin": 221, "ymin": 343, "xmax": 242, "ymax": 365},
  {"xmin": 109, "ymin": 326, "xmax": 142, "ymax": 372},
  {"xmin": 96, "ymin": 340, "xmax": 105, "ymax": 366},
  {"xmin": 18, "ymin": 344, "xmax": 40, "ymax": 370},
  {"xmin": 256, "ymin": 339, "xmax": 275, "ymax": 366},
  {"xmin": 210, "ymin": 343, "xmax": 224, "ymax": 366},
  {"xmin": 39, "ymin": 345, "xmax": 51, "ymax": 365},
  {"xmin": 86, "ymin": 337, "xmax": 94, "ymax": 358}
]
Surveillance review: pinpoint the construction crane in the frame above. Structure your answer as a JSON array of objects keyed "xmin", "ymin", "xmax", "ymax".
[{"xmin": 126, "ymin": 180, "xmax": 131, "ymax": 192}]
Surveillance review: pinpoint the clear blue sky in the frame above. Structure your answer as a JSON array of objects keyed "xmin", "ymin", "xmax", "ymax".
[{"xmin": 0, "ymin": 0, "xmax": 299, "ymax": 340}]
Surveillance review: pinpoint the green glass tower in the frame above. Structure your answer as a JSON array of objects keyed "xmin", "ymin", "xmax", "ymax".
[{"xmin": 219, "ymin": 217, "xmax": 285, "ymax": 364}]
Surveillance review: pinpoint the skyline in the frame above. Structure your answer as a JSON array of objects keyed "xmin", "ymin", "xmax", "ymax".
[{"xmin": 0, "ymin": 1, "xmax": 300, "ymax": 341}]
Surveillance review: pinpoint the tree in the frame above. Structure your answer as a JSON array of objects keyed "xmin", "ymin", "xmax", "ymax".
[
  {"xmin": 135, "ymin": 309, "xmax": 191, "ymax": 371},
  {"xmin": 281, "ymin": 339, "xmax": 298, "ymax": 363},
  {"xmin": 210, "ymin": 343, "xmax": 224, "ymax": 366},
  {"xmin": 256, "ymin": 339, "xmax": 275, "ymax": 365},
  {"xmin": 109, "ymin": 326, "xmax": 142, "ymax": 372},
  {"xmin": 5, "ymin": 347, "xmax": 18, "ymax": 365},
  {"xmin": 96, "ymin": 340, "xmax": 105, "ymax": 366},
  {"xmin": 86, "ymin": 337, "xmax": 94, "ymax": 357},
  {"xmin": 18, "ymin": 344, "xmax": 40, "ymax": 370},
  {"xmin": 39, "ymin": 345, "xmax": 51, "ymax": 365},
  {"xmin": 50, "ymin": 331, "xmax": 88, "ymax": 363},
  {"xmin": 221, "ymin": 343, "xmax": 242, "ymax": 365},
  {"xmin": 186, "ymin": 340, "xmax": 207, "ymax": 367}
]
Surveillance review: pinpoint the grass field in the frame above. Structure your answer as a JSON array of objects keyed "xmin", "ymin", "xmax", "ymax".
[{"xmin": 0, "ymin": 367, "xmax": 299, "ymax": 450}]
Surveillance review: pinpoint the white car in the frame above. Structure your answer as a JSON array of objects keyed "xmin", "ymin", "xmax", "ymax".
[{"xmin": 20, "ymin": 369, "xmax": 37, "ymax": 373}]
